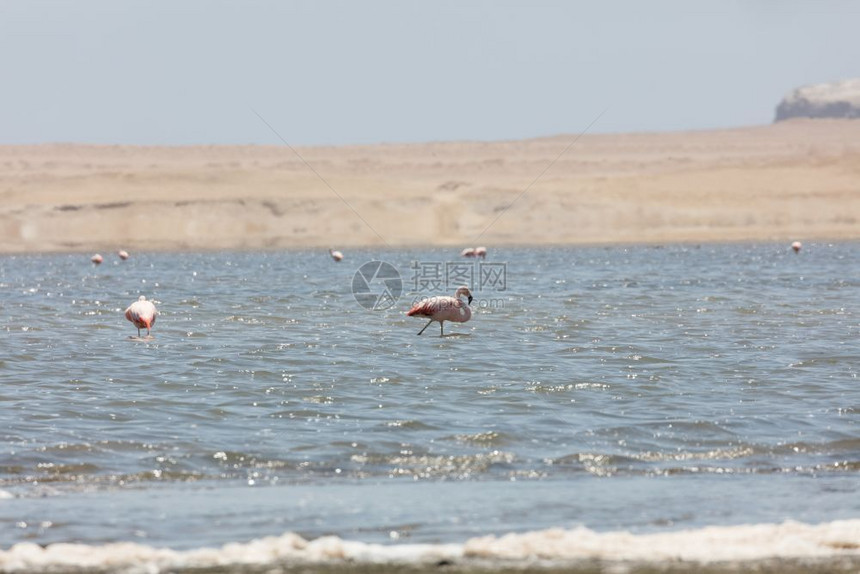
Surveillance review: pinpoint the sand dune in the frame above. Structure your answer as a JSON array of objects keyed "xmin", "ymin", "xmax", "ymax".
[{"xmin": 1, "ymin": 119, "xmax": 859, "ymax": 253}]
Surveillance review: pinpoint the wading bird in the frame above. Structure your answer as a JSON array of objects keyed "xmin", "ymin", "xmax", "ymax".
[
  {"xmin": 118, "ymin": 250, "xmax": 129, "ymax": 260},
  {"xmin": 791, "ymin": 241, "xmax": 802, "ymax": 253},
  {"xmin": 330, "ymin": 249, "xmax": 344, "ymax": 262},
  {"xmin": 91, "ymin": 254, "xmax": 103, "ymax": 265},
  {"xmin": 125, "ymin": 295, "xmax": 158, "ymax": 338},
  {"xmin": 406, "ymin": 286, "xmax": 473, "ymax": 336}
]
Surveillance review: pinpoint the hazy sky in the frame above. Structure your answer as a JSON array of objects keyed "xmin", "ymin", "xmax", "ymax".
[{"xmin": 2, "ymin": 1, "xmax": 858, "ymax": 146}]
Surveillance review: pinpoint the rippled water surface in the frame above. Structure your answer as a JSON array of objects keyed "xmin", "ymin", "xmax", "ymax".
[{"xmin": 1, "ymin": 244, "xmax": 858, "ymax": 549}]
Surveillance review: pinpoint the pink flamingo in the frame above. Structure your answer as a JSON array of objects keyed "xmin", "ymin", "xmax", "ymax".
[
  {"xmin": 406, "ymin": 286, "xmax": 473, "ymax": 336},
  {"xmin": 461, "ymin": 247, "xmax": 476, "ymax": 258},
  {"xmin": 125, "ymin": 295, "xmax": 158, "ymax": 337},
  {"xmin": 91, "ymin": 254, "xmax": 103, "ymax": 265},
  {"xmin": 475, "ymin": 246, "xmax": 487, "ymax": 258},
  {"xmin": 791, "ymin": 241, "xmax": 802, "ymax": 253},
  {"xmin": 118, "ymin": 250, "xmax": 129, "ymax": 260},
  {"xmin": 329, "ymin": 249, "xmax": 344, "ymax": 262}
]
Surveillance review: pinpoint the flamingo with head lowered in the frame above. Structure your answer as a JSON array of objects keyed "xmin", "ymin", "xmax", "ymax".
[
  {"xmin": 125, "ymin": 295, "xmax": 158, "ymax": 338},
  {"xmin": 406, "ymin": 286, "xmax": 473, "ymax": 336}
]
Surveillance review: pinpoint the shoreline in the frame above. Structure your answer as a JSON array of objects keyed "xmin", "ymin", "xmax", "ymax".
[{"xmin": 2, "ymin": 236, "xmax": 858, "ymax": 258}]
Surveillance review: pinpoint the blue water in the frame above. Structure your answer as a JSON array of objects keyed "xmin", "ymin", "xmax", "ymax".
[{"xmin": 1, "ymin": 244, "xmax": 858, "ymax": 550}]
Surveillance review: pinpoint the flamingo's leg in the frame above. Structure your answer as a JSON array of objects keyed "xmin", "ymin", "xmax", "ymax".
[{"xmin": 417, "ymin": 319, "xmax": 434, "ymax": 336}]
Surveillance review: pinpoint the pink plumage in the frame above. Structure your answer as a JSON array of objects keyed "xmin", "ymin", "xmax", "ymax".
[
  {"xmin": 125, "ymin": 295, "xmax": 158, "ymax": 337},
  {"xmin": 329, "ymin": 249, "xmax": 344, "ymax": 262},
  {"xmin": 406, "ymin": 286, "xmax": 473, "ymax": 336}
]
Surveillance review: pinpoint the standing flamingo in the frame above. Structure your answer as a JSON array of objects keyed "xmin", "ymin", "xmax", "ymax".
[
  {"xmin": 118, "ymin": 250, "xmax": 130, "ymax": 260},
  {"xmin": 791, "ymin": 241, "xmax": 802, "ymax": 253},
  {"xmin": 406, "ymin": 286, "xmax": 473, "ymax": 336},
  {"xmin": 475, "ymin": 246, "xmax": 487, "ymax": 258},
  {"xmin": 125, "ymin": 295, "xmax": 158, "ymax": 338},
  {"xmin": 91, "ymin": 254, "xmax": 103, "ymax": 265},
  {"xmin": 329, "ymin": 249, "xmax": 344, "ymax": 262},
  {"xmin": 460, "ymin": 248, "xmax": 476, "ymax": 258}
]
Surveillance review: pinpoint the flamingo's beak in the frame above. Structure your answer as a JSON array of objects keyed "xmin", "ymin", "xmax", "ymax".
[{"xmin": 467, "ymin": 295, "xmax": 473, "ymax": 305}]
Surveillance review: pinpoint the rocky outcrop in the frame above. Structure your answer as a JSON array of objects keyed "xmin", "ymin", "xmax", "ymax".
[{"xmin": 775, "ymin": 78, "xmax": 860, "ymax": 121}]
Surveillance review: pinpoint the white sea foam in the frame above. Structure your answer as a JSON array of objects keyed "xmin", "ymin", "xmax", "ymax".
[
  {"xmin": 464, "ymin": 519, "xmax": 860, "ymax": 562},
  {"xmin": 0, "ymin": 533, "xmax": 463, "ymax": 573},
  {"xmin": 1, "ymin": 520, "xmax": 858, "ymax": 573}
]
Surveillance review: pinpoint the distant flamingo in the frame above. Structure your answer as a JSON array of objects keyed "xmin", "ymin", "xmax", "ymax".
[
  {"xmin": 406, "ymin": 286, "xmax": 473, "ymax": 336},
  {"xmin": 461, "ymin": 248, "xmax": 476, "ymax": 258},
  {"xmin": 125, "ymin": 295, "xmax": 158, "ymax": 338},
  {"xmin": 118, "ymin": 250, "xmax": 129, "ymax": 260},
  {"xmin": 475, "ymin": 246, "xmax": 487, "ymax": 258},
  {"xmin": 91, "ymin": 254, "xmax": 103, "ymax": 265},
  {"xmin": 791, "ymin": 241, "xmax": 802, "ymax": 253},
  {"xmin": 329, "ymin": 249, "xmax": 344, "ymax": 262}
]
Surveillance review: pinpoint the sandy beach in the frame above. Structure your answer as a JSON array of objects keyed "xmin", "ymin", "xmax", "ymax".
[{"xmin": 1, "ymin": 119, "xmax": 859, "ymax": 254}]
